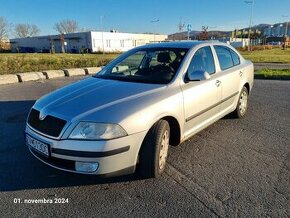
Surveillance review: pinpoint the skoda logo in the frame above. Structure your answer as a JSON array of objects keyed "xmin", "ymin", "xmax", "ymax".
[{"xmin": 39, "ymin": 111, "xmax": 46, "ymax": 120}]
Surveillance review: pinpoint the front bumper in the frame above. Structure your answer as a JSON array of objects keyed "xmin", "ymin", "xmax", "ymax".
[{"xmin": 25, "ymin": 125, "xmax": 147, "ymax": 176}]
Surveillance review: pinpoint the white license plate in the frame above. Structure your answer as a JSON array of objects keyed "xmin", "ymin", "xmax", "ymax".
[{"xmin": 26, "ymin": 134, "xmax": 49, "ymax": 157}]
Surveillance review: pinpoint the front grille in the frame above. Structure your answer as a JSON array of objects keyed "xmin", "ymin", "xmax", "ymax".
[{"xmin": 28, "ymin": 108, "xmax": 67, "ymax": 137}]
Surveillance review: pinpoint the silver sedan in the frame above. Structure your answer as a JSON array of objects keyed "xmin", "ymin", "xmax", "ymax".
[{"xmin": 25, "ymin": 41, "xmax": 254, "ymax": 177}]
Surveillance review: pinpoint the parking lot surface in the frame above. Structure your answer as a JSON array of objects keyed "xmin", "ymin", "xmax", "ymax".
[{"xmin": 0, "ymin": 77, "xmax": 289, "ymax": 217}]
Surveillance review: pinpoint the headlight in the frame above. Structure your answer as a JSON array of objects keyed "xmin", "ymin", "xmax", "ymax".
[{"xmin": 69, "ymin": 122, "xmax": 127, "ymax": 140}]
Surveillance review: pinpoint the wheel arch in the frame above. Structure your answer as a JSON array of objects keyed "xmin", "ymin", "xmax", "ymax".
[
  {"xmin": 160, "ymin": 116, "xmax": 181, "ymax": 146},
  {"xmin": 243, "ymin": 82, "xmax": 250, "ymax": 93},
  {"xmin": 137, "ymin": 116, "xmax": 180, "ymax": 177},
  {"xmin": 138, "ymin": 115, "xmax": 181, "ymax": 157}
]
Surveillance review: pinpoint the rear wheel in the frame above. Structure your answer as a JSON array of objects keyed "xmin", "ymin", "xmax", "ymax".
[
  {"xmin": 232, "ymin": 86, "xmax": 249, "ymax": 118},
  {"xmin": 138, "ymin": 120, "xmax": 170, "ymax": 178}
]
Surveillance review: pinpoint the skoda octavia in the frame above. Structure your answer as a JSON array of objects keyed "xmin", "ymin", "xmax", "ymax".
[{"xmin": 25, "ymin": 41, "xmax": 254, "ymax": 177}]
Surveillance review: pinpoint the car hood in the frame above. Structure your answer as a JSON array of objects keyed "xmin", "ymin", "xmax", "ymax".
[{"xmin": 33, "ymin": 77, "xmax": 165, "ymax": 122}]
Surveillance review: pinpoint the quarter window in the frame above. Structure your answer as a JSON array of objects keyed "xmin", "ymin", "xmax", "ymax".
[
  {"xmin": 188, "ymin": 46, "xmax": 215, "ymax": 75},
  {"xmin": 230, "ymin": 49, "xmax": 240, "ymax": 66}
]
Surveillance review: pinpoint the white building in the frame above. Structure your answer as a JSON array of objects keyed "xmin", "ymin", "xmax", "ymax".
[{"xmin": 10, "ymin": 31, "xmax": 168, "ymax": 53}]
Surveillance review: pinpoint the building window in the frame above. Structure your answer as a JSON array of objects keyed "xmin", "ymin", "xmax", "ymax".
[
  {"xmin": 120, "ymin": 40, "xmax": 124, "ymax": 47},
  {"xmin": 106, "ymin": 40, "xmax": 111, "ymax": 47}
]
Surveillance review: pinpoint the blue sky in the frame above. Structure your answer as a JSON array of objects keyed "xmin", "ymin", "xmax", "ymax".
[{"xmin": 0, "ymin": 0, "xmax": 289, "ymax": 36}]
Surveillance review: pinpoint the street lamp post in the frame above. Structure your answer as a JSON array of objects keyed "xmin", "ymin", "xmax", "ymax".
[
  {"xmin": 245, "ymin": 0, "xmax": 254, "ymax": 51},
  {"xmin": 150, "ymin": 19, "xmax": 159, "ymax": 42}
]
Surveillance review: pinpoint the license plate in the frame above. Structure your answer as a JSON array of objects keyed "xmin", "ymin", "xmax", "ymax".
[{"xmin": 26, "ymin": 134, "xmax": 50, "ymax": 157}]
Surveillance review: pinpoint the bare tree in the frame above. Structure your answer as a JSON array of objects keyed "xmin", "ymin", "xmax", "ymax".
[
  {"xmin": 197, "ymin": 26, "xmax": 209, "ymax": 40},
  {"xmin": 30, "ymin": 24, "xmax": 40, "ymax": 36},
  {"xmin": 0, "ymin": 16, "xmax": 10, "ymax": 39},
  {"xmin": 54, "ymin": 19, "xmax": 78, "ymax": 34},
  {"xmin": 14, "ymin": 24, "xmax": 40, "ymax": 38}
]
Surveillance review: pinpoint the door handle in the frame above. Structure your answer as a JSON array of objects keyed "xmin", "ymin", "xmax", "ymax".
[
  {"xmin": 239, "ymin": 71, "xmax": 243, "ymax": 77},
  {"xmin": 215, "ymin": 80, "xmax": 221, "ymax": 87}
]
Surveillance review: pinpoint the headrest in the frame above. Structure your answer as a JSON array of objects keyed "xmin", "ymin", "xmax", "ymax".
[{"xmin": 157, "ymin": 52, "xmax": 171, "ymax": 63}]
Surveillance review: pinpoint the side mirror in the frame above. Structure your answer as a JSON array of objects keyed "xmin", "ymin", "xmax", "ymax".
[{"xmin": 187, "ymin": 70, "xmax": 211, "ymax": 82}]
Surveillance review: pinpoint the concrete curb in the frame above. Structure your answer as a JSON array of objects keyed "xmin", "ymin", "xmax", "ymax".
[
  {"xmin": 0, "ymin": 66, "xmax": 106, "ymax": 85},
  {"xmin": 254, "ymin": 63, "xmax": 290, "ymax": 70},
  {"xmin": 63, "ymin": 68, "xmax": 86, "ymax": 77},
  {"xmin": 84, "ymin": 67, "xmax": 102, "ymax": 75},
  {"xmin": 17, "ymin": 72, "xmax": 46, "ymax": 82},
  {"xmin": 0, "ymin": 74, "xmax": 20, "ymax": 85},
  {"xmin": 43, "ymin": 70, "xmax": 66, "ymax": 79}
]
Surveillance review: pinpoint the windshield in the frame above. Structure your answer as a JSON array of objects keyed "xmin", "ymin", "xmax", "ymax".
[{"xmin": 95, "ymin": 47, "xmax": 189, "ymax": 84}]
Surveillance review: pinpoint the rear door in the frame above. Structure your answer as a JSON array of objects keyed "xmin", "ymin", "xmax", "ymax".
[
  {"xmin": 181, "ymin": 46, "xmax": 222, "ymax": 138},
  {"xmin": 213, "ymin": 45, "xmax": 242, "ymax": 112}
]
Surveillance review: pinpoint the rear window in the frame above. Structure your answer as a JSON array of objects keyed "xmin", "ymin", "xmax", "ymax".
[{"xmin": 214, "ymin": 46, "xmax": 234, "ymax": 70}]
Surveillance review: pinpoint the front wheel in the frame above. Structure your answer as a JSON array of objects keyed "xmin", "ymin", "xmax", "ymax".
[
  {"xmin": 138, "ymin": 120, "xmax": 170, "ymax": 178},
  {"xmin": 232, "ymin": 86, "xmax": 249, "ymax": 118}
]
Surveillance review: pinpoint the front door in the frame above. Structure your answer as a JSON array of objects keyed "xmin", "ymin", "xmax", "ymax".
[{"xmin": 181, "ymin": 46, "xmax": 222, "ymax": 139}]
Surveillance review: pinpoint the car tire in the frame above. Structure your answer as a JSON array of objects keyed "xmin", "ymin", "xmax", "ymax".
[
  {"xmin": 138, "ymin": 120, "xmax": 170, "ymax": 178},
  {"xmin": 232, "ymin": 86, "xmax": 249, "ymax": 118}
]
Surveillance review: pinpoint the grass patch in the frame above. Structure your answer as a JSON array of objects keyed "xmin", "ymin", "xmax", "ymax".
[
  {"xmin": 255, "ymin": 69, "xmax": 290, "ymax": 80},
  {"xmin": 0, "ymin": 53, "xmax": 119, "ymax": 75},
  {"xmin": 240, "ymin": 48, "xmax": 290, "ymax": 63}
]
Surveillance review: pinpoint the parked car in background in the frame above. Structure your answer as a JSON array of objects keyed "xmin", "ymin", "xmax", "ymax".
[{"xmin": 25, "ymin": 41, "xmax": 254, "ymax": 178}]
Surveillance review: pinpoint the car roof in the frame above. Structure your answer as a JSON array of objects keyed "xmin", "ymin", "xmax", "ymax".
[{"xmin": 138, "ymin": 40, "xmax": 229, "ymax": 49}]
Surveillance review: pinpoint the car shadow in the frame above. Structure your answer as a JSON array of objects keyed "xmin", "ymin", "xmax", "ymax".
[{"xmin": 0, "ymin": 100, "xmax": 143, "ymax": 192}]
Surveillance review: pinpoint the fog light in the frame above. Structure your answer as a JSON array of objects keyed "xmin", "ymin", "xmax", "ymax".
[{"xmin": 75, "ymin": 162, "xmax": 99, "ymax": 173}]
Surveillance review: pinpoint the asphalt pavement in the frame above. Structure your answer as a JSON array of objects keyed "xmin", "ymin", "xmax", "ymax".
[{"xmin": 0, "ymin": 76, "xmax": 289, "ymax": 217}]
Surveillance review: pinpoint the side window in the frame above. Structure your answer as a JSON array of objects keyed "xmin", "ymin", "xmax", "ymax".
[
  {"xmin": 230, "ymin": 49, "xmax": 240, "ymax": 66},
  {"xmin": 214, "ymin": 46, "xmax": 234, "ymax": 70},
  {"xmin": 188, "ymin": 46, "xmax": 215, "ymax": 75}
]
